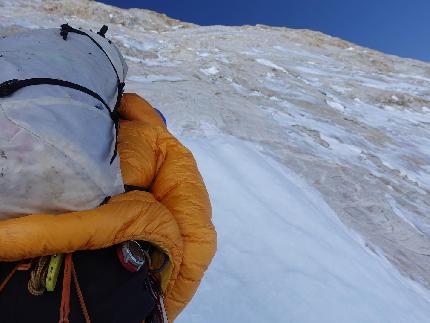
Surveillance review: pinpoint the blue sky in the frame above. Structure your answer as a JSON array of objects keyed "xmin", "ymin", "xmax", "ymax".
[{"xmin": 100, "ymin": 0, "xmax": 429, "ymax": 62}]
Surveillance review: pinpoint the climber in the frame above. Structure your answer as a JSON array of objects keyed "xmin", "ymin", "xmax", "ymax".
[{"xmin": 0, "ymin": 25, "xmax": 216, "ymax": 322}]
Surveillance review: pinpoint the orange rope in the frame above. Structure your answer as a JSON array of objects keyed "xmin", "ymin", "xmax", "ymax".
[
  {"xmin": 71, "ymin": 260, "xmax": 91, "ymax": 323},
  {"xmin": 0, "ymin": 260, "xmax": 33, "ymax": 294},
  {"xmin": 0, "ymin": 264, "xmax": 19, "ymax": 293},
  {"xmin": 17, "ymin": 260, "xmax": 33, "ymax": 271},
  {"xmin": 59, "ymin": 254, "xmax": 72, "ymax": 323},
  {"xmin": 1, "ymin": 257, "xmax": 90, "ymax": 323}
]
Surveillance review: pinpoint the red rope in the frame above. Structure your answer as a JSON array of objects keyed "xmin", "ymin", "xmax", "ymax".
[
  {"xmin": 0, "ymin": 264, "xmax": 19, "ymax": 293},
  {"xmin": 71, "ymin": 260, "xmax": 91, "ymax": 323},
  {"xmin": 59, "ymin": 254, "xmax": 72, "ymax": 323},
  {"xmin": 0, "ymin": 260, "xmax": 32, "ymax": 293}
]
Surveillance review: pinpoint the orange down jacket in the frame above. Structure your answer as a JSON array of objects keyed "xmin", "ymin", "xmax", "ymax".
[{"xmin": 0, "ymin": 93, "xmax": 217, "ymax": 321}]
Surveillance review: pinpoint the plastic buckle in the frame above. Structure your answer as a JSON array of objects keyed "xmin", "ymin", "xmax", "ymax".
[
  {"xmin": 60, "ymin": 23, "xmax": 72, "ymax": 40},
  {"xmin": 97, "ymin": 25, "xmax": 109, "ymax": 38}
]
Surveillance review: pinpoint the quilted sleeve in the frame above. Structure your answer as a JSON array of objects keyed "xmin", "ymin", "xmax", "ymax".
[{"xmin": 119, "ymin": 93, "xmax": 217, "ymax": 320}]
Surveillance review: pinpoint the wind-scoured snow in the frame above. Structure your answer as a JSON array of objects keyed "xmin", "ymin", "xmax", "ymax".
[
  {"xmin": 200, "ymin": 66, "xmax": 220, "ymax": 76},
  {"xmin": 2, "ymin": 0, "xmax": 430, "ymax": 321},
  {"xmin": 256, "ymin": 58, "xmax": 287, "ymax": 72}
]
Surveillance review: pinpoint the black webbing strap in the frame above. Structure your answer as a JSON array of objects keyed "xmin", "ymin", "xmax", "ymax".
[
  {"xmin": 0, "ymin": 78, "xmax": 110, "ymax": 111},
  {"xmin": 110, "ymin": 111, "xmax": 120, "ymax": 164}
]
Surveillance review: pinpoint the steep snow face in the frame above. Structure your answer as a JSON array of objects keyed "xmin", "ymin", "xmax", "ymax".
[
  {"xmin": 178, "ymin": 134, "xmax": 430, "ymax": 323},
  {"xmin": 1, "ymin": 0, "xmax": 430, "ymax": 319}
]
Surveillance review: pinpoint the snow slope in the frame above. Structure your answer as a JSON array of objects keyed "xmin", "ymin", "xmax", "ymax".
[
  {"xmin": 1, "ymin": 0, "xmax": 430, "ymax": 321},
  {"xmin": 177, "ymin": 134, "xmax": 430, "ymax": 322}
]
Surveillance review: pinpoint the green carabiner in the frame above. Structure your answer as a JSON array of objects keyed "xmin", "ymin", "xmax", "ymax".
[{"xmin": 45, "ymin": 254, "xmax": 64, "ymax": 292}]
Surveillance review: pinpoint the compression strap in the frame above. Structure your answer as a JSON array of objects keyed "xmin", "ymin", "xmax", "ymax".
[
  {"xmin": 0, "ymin": 78, "xmax": 110, "ymax": 112},
  {"xmin": 0, "ymin": 78, "xmax": 120, "ymax": 163}
]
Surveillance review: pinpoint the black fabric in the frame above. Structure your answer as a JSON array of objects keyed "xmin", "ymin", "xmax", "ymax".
[
  {"xmin": 124, "ymin": 185, "xmax": 148, "ymax": 193},
  {"xmin": 0, "ymin": 247, "xmax": 156, "ymax": 323}
]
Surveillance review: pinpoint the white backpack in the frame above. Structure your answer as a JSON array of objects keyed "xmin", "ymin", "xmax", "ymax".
[{"xmin": 0, "ymin": 25, "xmax": 127, "ymax": 219}]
